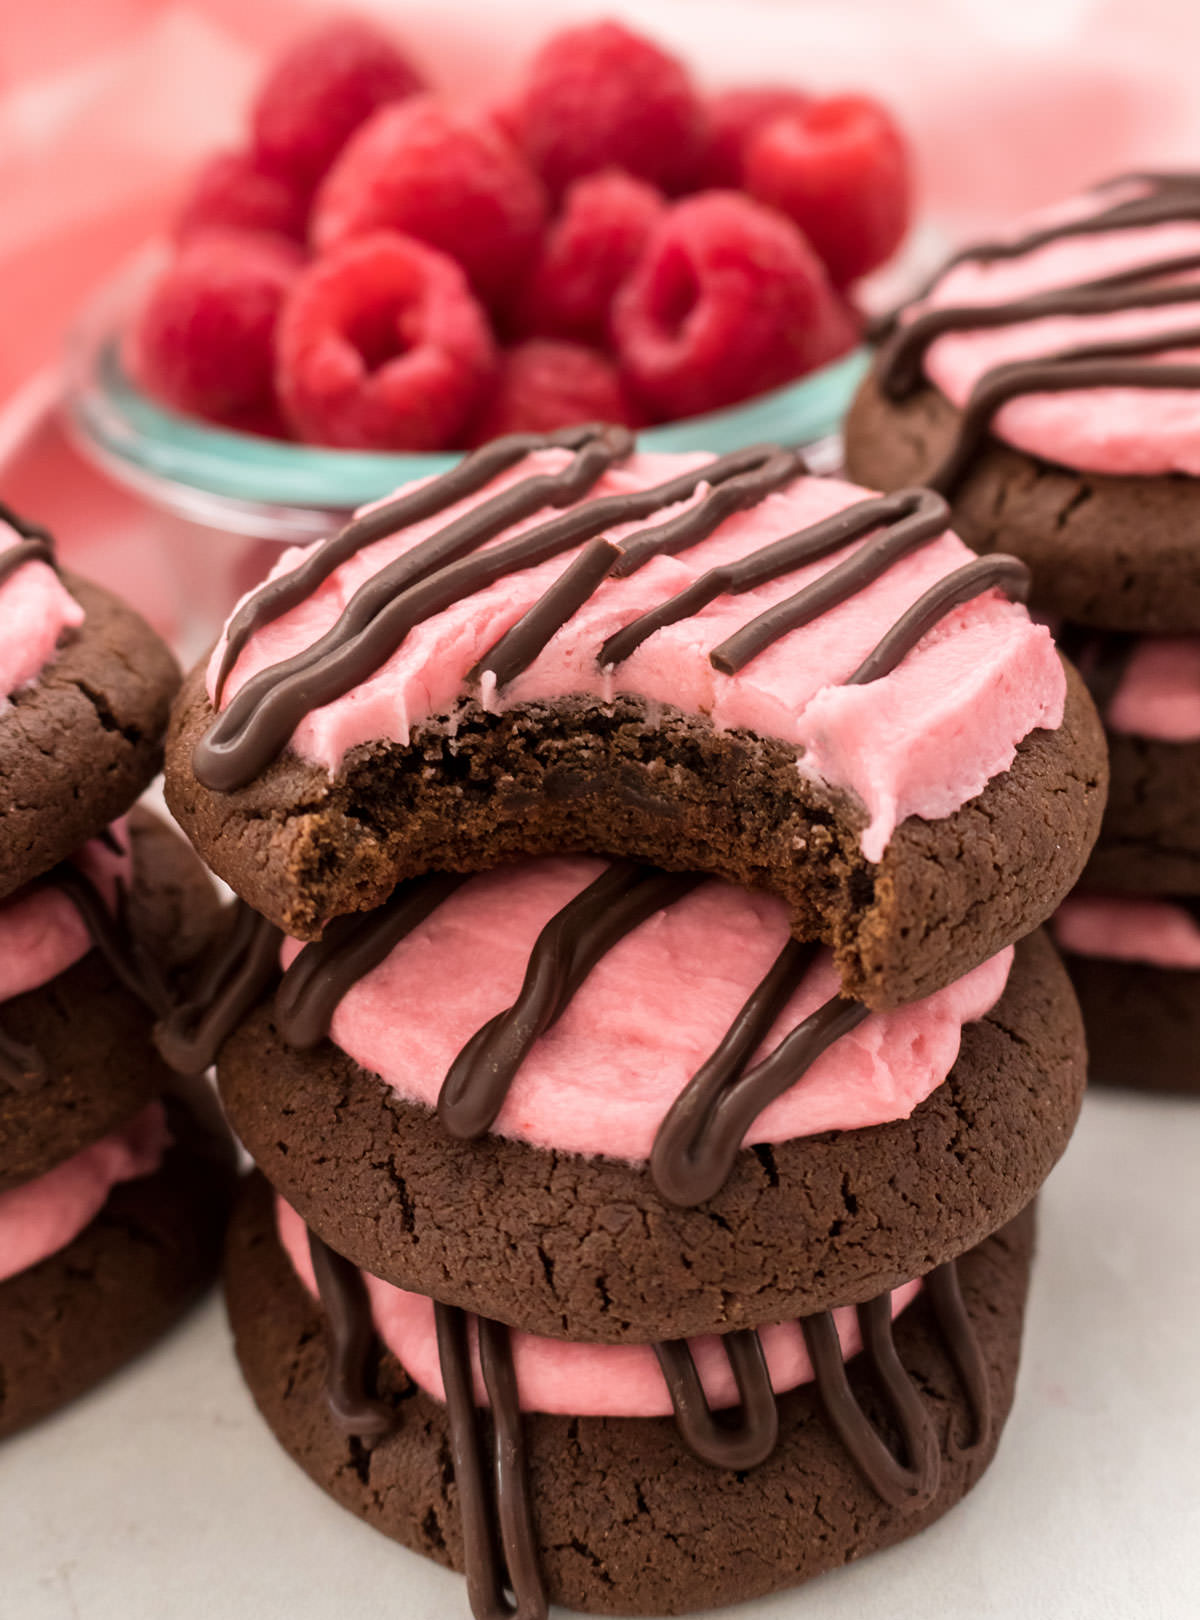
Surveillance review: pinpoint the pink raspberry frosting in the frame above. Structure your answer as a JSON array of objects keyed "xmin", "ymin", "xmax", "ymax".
[
  {"xmin": 1107, "ymin": 636, "xmax": 1200, "ymax": 741},
  {"xmin": 279, "ymin": 857, "xmax": 1013, "ymax": 1161},
  {"xmin": 212, "ymin": 453, "xmax": 1064, "ymax": 863},
  {"xmin": 0, "ymin": 825, "xmax": 130, "ymax": 1006},
  {"xmin": 918, "ymin": 183, "xmax": 1200, "ymax": 476},
  {"xmin": 1054, "ymin": 894, "xmax": 1200, "ymax": 971},
  {"xmin": 0, "ymin": 1103, "xmax": 169, "ymax": 1284},
  {"xmin": 277, "ymin": 1198, "xmax": 921, "ymax": 1418},
  {"xmin": 0, "ymin": 523, "xmax": 84, "ymax": 701}
]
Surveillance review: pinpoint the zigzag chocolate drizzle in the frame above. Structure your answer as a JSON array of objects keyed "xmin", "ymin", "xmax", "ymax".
[
  {"xmin": 0, "ymin": 845, "xmax": 170, "ymax": 1092},
  {"xmin": 871, "ymin": 171, "xmax": 1200, "ymax": 495},
  {"xmin": 274, "ymin": 862, "xmax": 869, "ymax": 1207},
  {"xmin": 0, "ymin": 535, "xmax": 55, "ymax": 587},
  {"xmin": 436, "ymin": 1301, "xmax": 548, "ymax": 1620},
  {"xmin": 194, "ymin": 430, "xmax": 1030, "ymax": 792},
  {"xmin": 308, "ymin": 1227, "xmax": 392, "ymax": 1442},
  {"xmin": 653, "ymin": 1330, "xmax": 779, "ymax": 1468},
  {"xmin": 298, "ymin": 1212, "xmax": 991, "ymax": 1620},
  {"xmin": 0, "ymin": 500, "xmax": 54, "ymax": 548},
  {"xmin": 156, "ymin": 901, "xmax": 282, "ymax": 1074}
]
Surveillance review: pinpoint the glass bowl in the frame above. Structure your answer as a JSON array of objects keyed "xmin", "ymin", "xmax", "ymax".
[{"xmin": 62, "ymin": 245, "xmax": 869, "ymax": 545}]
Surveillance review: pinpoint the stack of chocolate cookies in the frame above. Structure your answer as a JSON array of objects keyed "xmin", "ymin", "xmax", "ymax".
[
  {"xmin": 0, "ymin": 504, "xmax": 230, "ymax": 1438},
  {"xmin": 845, "ymin": 169, "xmax": 1200, "ymax": 1096},
  {"xmin": 162, "ymin": 428, "xmax": 1106, "ymax": 1614}
]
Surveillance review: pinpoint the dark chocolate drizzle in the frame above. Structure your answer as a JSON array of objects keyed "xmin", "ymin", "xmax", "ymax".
[
  {"xmin": 0, "ymin": 534, "xmax": 55, "ymax": 586},
  {"xmin": 872, "ymin": 171, "xmax": 1200, "ymax": 494},
  {"xmin": 438, "ymin": 863, "xmax": 703, "ymax": 1141},
  {"xmin": 270, "ymin": 859, "xmax": 872, "ymax": 1207},
  {"xmin": 435, "ymin": 1302, "xmax": 548, "ymax": 1620},
  {"xmin": 924, "ymin": 1259, "xmax": 993, "ymax": 1457},
  {"xmin": 301, "ymin": 1212, "xmax": 990, "ymax": 1546},
  {"xmin": 156, "ymin": 901, "xmax": 282, "ymax": 1074},
  {"xmin": 308, "ymin": 1228, "xmax": 393, "ymax": 1442},
  {"xmin": 276, "ymin": 873, "xmax": 466, "ymax": 1050},
  {"xmin": 193, "ymin": 425, "xmax": 1028, "ymax": 788},
  {"xmin": 0, "ymin": 500, "xmax": 54, "ymax": 548},
  {"xmin": 0, "ymin": 844, "xmax": 171, "ymax": 1092},
  {"xmin": 653, "ymin": 1330, "xmax": 779, "ymax": 1469}
]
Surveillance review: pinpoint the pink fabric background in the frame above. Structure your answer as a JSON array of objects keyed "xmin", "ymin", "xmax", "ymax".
[{"xmin": 0, "ymin": 0, "xmax": 1198, "ymax": 404}]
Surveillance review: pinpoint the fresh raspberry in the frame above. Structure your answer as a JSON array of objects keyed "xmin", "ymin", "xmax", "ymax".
[
  {"xmin": 251, "ymin": 16, "xmax": 426, "ymax": 189},
  {"xmin": 174, "ymin": 149, "xmax": 311, "ymax": 245},
  {"xmin": 311, "ymin": 97, "xmax": 547, "ymax": 310},
  {"xmin": 513, "ymin": 21, "xmax": 705, "ymax": 196},
  {"xmin": 516, "ymin": 170, "xmax": 665, "ymax": 343},
  {"xmin": 744, "ymin": 95, "xmax": 911, "ymax": 285},
  {"xmin": 696, "ymin": 86, "xmax": 814, "ymax": 188},
  {"xmin": 275, "ymin": 232, "xmax": 497, "ymax": 450},
  {"xmin": 466, "ymin": 339, "xmax": 640, "ymax": 444},
  {"xmin": 129, "ymin": 230, "xmax": 302, "ymax": 435},
  {"xmin": 612, "ymin": 192, "xmax": 858, "ymax": 421}
]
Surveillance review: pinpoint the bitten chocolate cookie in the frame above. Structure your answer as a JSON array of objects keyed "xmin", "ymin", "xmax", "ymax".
[
  {"xmin": 0, "ymin": 569, "xmax": 180, "ymax": 900},
  {"xmin": 0, "ymin": 1116, "xmax": 233, "ymax": 1440},
  {"xmin": 0, "ymin": 809, "xmax": 221, "ymax": 1191},
  {"xmin": 165, "ymin": 429, "xmax": 1105, "ymax": 1009},
  {"xmin": 226, "ymin": 1173, "xmax": 1036, "ymax": 1617},
  {"xmin": 843, "ymin": 173, "xmax": 1200, "ymax": 633},
  {"xmin": 1054, "ymin": 893, "xmax": 1200, "ymax": 1094},
  {"xmin": 210, "ymin": 849, "xmax": 1082, "ymax": 1341}
]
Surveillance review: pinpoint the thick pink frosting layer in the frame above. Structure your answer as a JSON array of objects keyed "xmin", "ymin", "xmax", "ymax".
[
  {"xmin": 0, "ymin": 824, "xmax": 130, "ymax": 1005},
  {"xmin": 212, "ymin": 452, "xmax": 1065, "ymax": 863},
  {"xmin": 277, "ymin": 1199, "xmax": 921, "ymax": 1417},
  {"xmin": 1054, "ymin": 894, "xmax": 1200, "ymax": 971},
  {"xmin": 0, "ymin": 1102, "xmax": 169, "ymax": 1283},
  {"xmin": 920, "ymin": 184, "xmax": 1200, "ymax": 476},
  {"xmin": 0, "ymin": 523, "xmax": 84, "ymax": 700},
  {"xmin": 279, "ymin": 858, "xmax": 1013, "ymax": 1160},
  {"xmin": 1108, "ymin": 637, "xmax": 1200, "ymax": 741}
]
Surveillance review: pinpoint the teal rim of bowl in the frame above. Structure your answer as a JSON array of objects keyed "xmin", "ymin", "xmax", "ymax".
[{"xmin": 80, "ymin": 337, "xmax": 870, "ymax": 511}]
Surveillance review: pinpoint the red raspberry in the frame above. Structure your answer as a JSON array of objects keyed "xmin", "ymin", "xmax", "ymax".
[
  {"xmin": 251, "ymin": 16, "xmax": 426, "ymax": 189},
  {"xmin": 466, "ymin": 339, "xmax": 640, "ymax": 444},
  {"xmin": 311, "ymin": 97, "xmax": 547, "ymax": 310},
  {"xmin": 696, "ymin": 87, "xmax": 813, "ymax": 188},
  {"xmin": 275, "ymin": 232, "xmax": 497, "ymax": 450},
  {"xmin": 517, "ymin": 170, "xmax": 665, "ymax": 344},
  {"xmin": 744, "ymin": 95, "xmax": 911, "ymax": 285},
  {"xmin": 612, "ymin": 192, "xmax": 858, "ymax": 421},
  {"xmin": 129, "ymin": 230, "xmax": 302, "ymax": 436},
  {"xmin": 174, "ymin": 149, "xmax": 311, "ymax": 245},
  {"xmin": 513, "ymin": 21, "xmax": 705, "ymax": 196}
]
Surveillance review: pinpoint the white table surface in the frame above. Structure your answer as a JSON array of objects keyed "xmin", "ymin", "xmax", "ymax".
[{"xmin": 1, "ymin": 1085, "xmax": 1197, "ymax": 1620}]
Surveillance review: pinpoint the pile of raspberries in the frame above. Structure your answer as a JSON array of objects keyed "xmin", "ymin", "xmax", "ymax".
[{"xmin": 130, "ymin": 15, "xmax": 910, "ymax": 450}]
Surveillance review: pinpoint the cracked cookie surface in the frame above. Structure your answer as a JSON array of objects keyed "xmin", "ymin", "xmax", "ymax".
[
  {"xmin": 0, "ymin": 574, "xmax": 180, "ymax": 900},
  {"xmin": 168, "ymin": 660, "xmax": 1106, "ymax": 1010},
  {"xmin": 225, "ymin": 1172, "xmax": 1035, "ymax": 1616},
  {"xmin": 844, "ymin": 370, "xmax": 1200, "ymax": 633},
  {"xmin": 217, "ymin": 931, "xmax": 1081, "ymax": 1343}
]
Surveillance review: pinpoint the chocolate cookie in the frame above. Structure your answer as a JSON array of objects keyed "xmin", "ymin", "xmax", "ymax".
[
  {"xmin": 0, "ymin": 810, "xmax": 221, "ymax": 1191},
  {"xmin": 843, "ymin": 172, "xmax": 1200, "ymax": 633},
  {"xmin": 1084, "ymin": 729, "xmax": 1200, "ymax": 893},
  {"xmin": 0, "ymin": 1120, "xmax": 233, "ymax": 1440},
  {"xmin": 217, "ymin": 930, "xmax": 1082, "ymax": 1342},
  {"xmin": 0, "ymin": 573, "xmax": 180, "ymax": 899},
  {"xmin": 225, "ymin": 1173, "xmax": 1036, "ymax": 1617},
  {"xmin": 168, "ymin": 660, "xmax": 1104, "ymax": 1010},
  {"xmin": 845, "ymin": 371, "xmax": 1200, "ymax": 631},
  {"xmin": 1062, "ymin": 952, "xmax": 1200, "ymax": 1095},
  {"xmin": 164, "ymin": 430, "xmax": 1105, "ymax": 1008}
]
